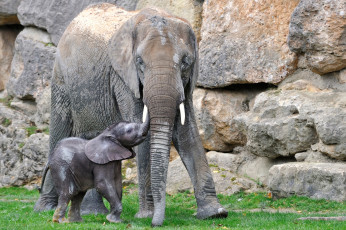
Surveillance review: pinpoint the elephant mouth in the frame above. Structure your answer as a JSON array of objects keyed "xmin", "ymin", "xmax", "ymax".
[{"xmin": 142, "ymin": 103, "xmax": 185, "ymax": 125}]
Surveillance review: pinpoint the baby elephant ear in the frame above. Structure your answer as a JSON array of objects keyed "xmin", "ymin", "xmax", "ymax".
[{"xmin": 85, "ymin": 135, "xmax": 136, "ymax": 164}]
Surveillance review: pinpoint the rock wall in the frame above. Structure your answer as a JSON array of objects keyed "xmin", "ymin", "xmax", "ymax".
[{"xmin": 0, "ymin": 0, "xmax": 345, "ymax": 201}]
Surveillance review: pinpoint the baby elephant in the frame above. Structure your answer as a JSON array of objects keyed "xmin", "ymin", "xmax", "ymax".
[{"xmin": 42, "ymin": 116, "xmax": 149, "ymax": 223}]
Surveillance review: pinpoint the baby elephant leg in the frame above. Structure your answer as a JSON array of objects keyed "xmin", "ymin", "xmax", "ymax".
[
  {"xmin": 67, "ymin": 192, "xmax": 86, "ymax": 222},
  {"xmin": 53, "ymin": 195, "xmax": 71, "ymax": 223},
  {"xmin": 95, "ymin": 165, "xmax": 122, "ymax": 223},
  {"xmin": 97, "ymin": 182, "xmax": 122, "ymax": 223}
]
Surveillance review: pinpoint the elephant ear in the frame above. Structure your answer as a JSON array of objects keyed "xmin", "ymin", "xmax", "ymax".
[
  {"xmin": 85, "ymin": 135, "xmax": 136, "ymax": 164},
  {"xmin": 108, "ymin": 15, "xmax": 139, "ymax": 98},
  {"xmin": 186, "ymin": 27, "xmax": 199, "ymax": 97}
]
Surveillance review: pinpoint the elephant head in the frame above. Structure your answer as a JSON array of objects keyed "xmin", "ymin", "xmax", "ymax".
[
  {"xmin": 85, "ymin": 115, "xmax": 150, "ymax": 164},
  {"xmin": 108, "ymin": 8, "xmax": 198, "ymax": 226}
]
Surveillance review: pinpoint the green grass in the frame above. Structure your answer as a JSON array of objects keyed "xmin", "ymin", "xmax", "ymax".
[
  {"xmin": 0, "ymin": 187, "xmax": 345, "ymax": 229},
  {"xmin": 0, "ymin": 96, "xmax": 13, "ymax": 108},
  {"xmin": 1, "ymin": 118, "xmax": 12, "ymax": 127},
  {"xmin": 24, "ymin": 126, "xmax": 49, "ymax": 137}
]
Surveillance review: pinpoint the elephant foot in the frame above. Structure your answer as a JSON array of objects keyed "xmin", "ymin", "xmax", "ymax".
[
  {"xmin": 196, "ymin": 202, "xmax": 228, "ymax": 220},
  {"xmin": 106, "ymin": 213, "xmax": 122, "ymax": 223},
  {"xmin": 151, "ymin": 216, "xmax": 164, "ymax": 227},
  {"xmin": 135, "ymin": 209, "xmax": 154, "ymax": 218},
  {"xmin": 52, "ymin": 216, "xmax": 67, "ymax": 223},
  {"xmin": 80, "ymin": 189, "xmax": 109, "ymax": 215},
  {"xmin": 67, "ymin": 215, "xmax": 83, "ymax": 223},
  {"xmin": 34, "ymin": 195, "xmax": 58, "ymax": 212}
]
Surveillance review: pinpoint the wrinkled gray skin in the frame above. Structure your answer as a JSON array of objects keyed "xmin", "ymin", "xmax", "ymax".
[
  {"xmin": 35, "ymin": 4, "xmax": 227, "ymax": 226},
  {"xmin": 45, "ymin": 119, "xmax": 149, "ymax": 223}
]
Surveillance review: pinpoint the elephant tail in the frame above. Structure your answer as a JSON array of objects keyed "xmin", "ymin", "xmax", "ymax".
[{"xmin": 38, "ymin": 163, "xmax": 49, "ymax": 193}]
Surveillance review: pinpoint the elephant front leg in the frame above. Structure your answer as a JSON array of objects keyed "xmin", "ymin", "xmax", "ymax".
[
  {"xmin": 173, "ymin": 99, "xmax": 228, "ymax": 219},
  {"xmin": 95, "ymin": 165, "xmax": 123, "ymax": 223},
  {"xmin": 135, "ymin": 138, "xmax": 154, "ymax": 218}
]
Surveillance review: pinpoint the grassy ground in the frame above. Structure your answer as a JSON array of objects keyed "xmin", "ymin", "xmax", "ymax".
[{"xmin": 0, "ymin": 186, "xmax": 345, "ymax": 230}]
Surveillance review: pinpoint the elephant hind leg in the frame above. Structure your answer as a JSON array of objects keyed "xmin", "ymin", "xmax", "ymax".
[
  {"xmin": 67, "ymin": 192, "xmax": 86, "ymax": 222},
  {"xmin": 53, "ymin": 194, "xmax": 71, "ymax": 223}
]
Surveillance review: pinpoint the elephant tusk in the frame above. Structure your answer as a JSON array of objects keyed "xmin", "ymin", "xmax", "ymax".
[
  {"xmin": 142, "ymin": 105, "xmax": 148, "ymax": 123},
  {"xmin": 179, "ymin": 103, "xmax": 185, "ymax": 125}
]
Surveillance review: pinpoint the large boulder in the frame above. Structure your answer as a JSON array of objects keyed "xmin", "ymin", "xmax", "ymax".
[
  {"xmin": 17, "ymin": 0, "xmax": 137, "ymax": 45},
  {"xmin": 136, "ymin": 0, "xmax": 203, "ymax": 40},
  {"xmin": 0, "ymin": 26, "xmax": 21, "ymax": 91},
  {"xmin": 6, "ymin": 27, "xmax": 56, "ymax": 100},
  {"xmin": 193, "ymin": 87, "xmax": 262, "ymax": 152},
  {"xmin": 288, "ymin": 0, "xmax": 346, "ymax": 74},
  {"xmin": 268, "ymin": 163, "xmax": 346, "ymax": 201},
  {"xmin": 0, "ymin": 0, "xmax": 21, "ymax": 25},
  {"xmin": 233, "ymin": 90, "xmax": 346, "ymax": 160},
  {"xmin": 198, "ymin": 0, "xmax": 299, "ymax": 88}
]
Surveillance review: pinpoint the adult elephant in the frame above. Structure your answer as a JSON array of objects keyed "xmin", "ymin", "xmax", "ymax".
[{"xmin": 35, "ymin": 3, "xmax": 227, "ymax": 226}]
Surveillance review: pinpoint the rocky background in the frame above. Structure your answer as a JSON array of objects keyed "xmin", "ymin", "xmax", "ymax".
[{"xmin": 0, "ymin": 0, "xmax": 345, "ymax": 201}]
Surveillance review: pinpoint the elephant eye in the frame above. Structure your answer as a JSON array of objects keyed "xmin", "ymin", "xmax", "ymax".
[
  {"xmin": 126, "ymin": 127, "xmax": 133, "ymax": 134},
  {"xmin": 136, "ymin": 56, "xmax": 145, "ymax": 72},
  {"xmin": 181, "ymin": 56, "xmax": 191, "ymax": 71}
]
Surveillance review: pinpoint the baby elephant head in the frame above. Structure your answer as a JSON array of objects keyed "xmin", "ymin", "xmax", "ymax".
[{"xmin": 85, "ymin": 115, "xmax": 150, "ymax": 164}]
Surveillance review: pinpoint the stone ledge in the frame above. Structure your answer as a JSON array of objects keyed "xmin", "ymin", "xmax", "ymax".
[{"xmin": 268, "ymin": 163, "xmax": 346, "ymax": 201}]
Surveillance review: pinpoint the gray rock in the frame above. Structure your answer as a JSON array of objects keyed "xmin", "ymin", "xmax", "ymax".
[
  {"xmin": 166, "ymin": 155, "xmax": 263, "ymax": 195},
  {"xmin": 0, "ymin": 0, "xmax": 21, "ymax": 25},
  {"xmin": 166, "ymin": 156, "xmax": 192, "ymax": 194},
  {"xmin": 233, "ymin": 90, "xmax": 346, "ymax": 160},
  {"xmin": 115, "ymin": 0, "xmax": 138, "ymax": 11},
  {"xmin": 6, "ymin": 27, "xmax": 56, "ymax": 100},
  {"xmin": 0, "ymin": 26, "xmax": 21, "ymax": 91},
  {"xmin": 198, "ymin": 0, "xmax": 299, "ymax": 88},
  {"xmin": 246, "ymin": 116, "xmax": 318, "ymax": 158},
  {"xmin": 0, "ymin": 132, "xmax": 48, "ymax": 187},
  {"xmin": 268, "ymin": 163, "xmax": 346, "ymax": 201},
  {"xmin": 33, "ymin": 86, "xmax": 51, "ymax": 127},
  {"xmin": 10, "ymin": 97, "xmax": 36, "ymax": 117},
  {"xmin": 304, "ymin": 150, "xmax": 338, "ymax": 163},
  {"xmin": 279, "ymin": 68, "xmax": 346, "ymax": 92},
  {"xmin": 136, "ymin": 0, "xmax": 203, "ymax": 40},
  {"xmin": 288, "ymin": 0, "xmax": 346, "ymax": 74},
  {"xmin": 0, "ymin": 101, "xmax": 49, "ymax": 187},
  {"xmin": 207, "ymin": 149, "xmax": 292, "ymax": 186},
  {"xmin": 295, "ymin": 152, "xmax": 309, "ymax": 162},
  {"xmin": 17, "ymin": 0, "xmax": 126, "ymax": 45},
  {"xmin": 311, "ymin": 142, "xmax": 346, "ymax": 161},
  {"xmin": 206, "ymin": 151, "xmax": 238, "ymax": 172}
]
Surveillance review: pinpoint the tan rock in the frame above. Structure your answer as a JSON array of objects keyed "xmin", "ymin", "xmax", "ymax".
[
  {"xmin": 0, "ymin": 26, "xmax": 20, "ymax": 91},
  {"xmin": 288, "ymin": 0, "xmax": 346, "ymax": 74},
  {"xmin": 193, "ymin": 87, "xmax": 260, "ymax": 152},
  {"xmin": 198, "ymin": 0, "xmax": 299, "ymax": 88}
]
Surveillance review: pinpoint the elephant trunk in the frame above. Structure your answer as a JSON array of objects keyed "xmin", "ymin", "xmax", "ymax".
[
  {"xmin": 149, "ymin": 117, "xmax": 174, "ymax": 226},
  {"xmin": 142, "ymin": 68, "xmax": 184, "ymax": 226}
]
